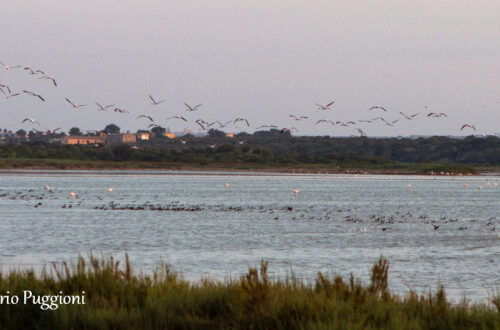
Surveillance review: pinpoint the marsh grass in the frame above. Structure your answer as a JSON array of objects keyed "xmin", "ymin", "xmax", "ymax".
[{"xmin": 0, "ymin": 255, "xmax": 498, "ymax": 329}]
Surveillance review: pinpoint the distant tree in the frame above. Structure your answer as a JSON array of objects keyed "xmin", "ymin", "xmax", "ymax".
[
  {"xmin": 16, "ymin": 129, "xmax": 27, "ymax": 137},
  {"xmin": 236, "ymin": 132, "xmax": 250, "ymax": 137},
  {"xmin": 208, "ymin": 128, "xmax": 226, "ymax": 138},
  {"xmin": 104, "ymin": 124, "xmax": 120, "ymax": 134},
  {"xmin": 69, "ymin": 127, "xmax": 81, "ymax": 136},
  {"xmin": 151, "ymin": 126, "xmax": 166, "ymax": 135}
]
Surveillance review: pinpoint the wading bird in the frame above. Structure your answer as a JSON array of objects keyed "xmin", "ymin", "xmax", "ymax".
[
  {"xmin": 255, "ymin": 124, "xmax": 278, "ymax": 129},
  {"xmin": 38, "ymin": 75, "xmax": 57, "ymax": 87},
  {"xmin": 281, "ymin": 127, "xmax": 298, "ymax": 135},
  {"xmin": 23, "ymin": 90, "xmax": 45, "ymax": 101},
  {"xmin": 460, "ymin": 124, "xmax": 476, "ymax": 131},
  {"xmin": 184, "ymin": 103, "xmax": 202, "ymax": 111},
  {"xmin": 315, "ymin": 119, "xmax": 334, "ymax": 125},
  {"xmin": 65, "ymin": 98, "xmax": 86, "ymax": 108},
  {"xmin": 167, "ymin": 116, "xmax": 187, "ymax": 122},
  {"xmin": 137, "ymin": 115, "xmax": 154, "ymax": 122},
  {"xmin": 149, "ymin": 95, "xmax": 166, "ymax": 105},
  {"xmin": 114, "ymin": 108, "xmax": 129, "ymax": 113},
  {"xmin": 315, "ymin": 101, "xmax": 335, "ymax": 110},
  {"xmin": 0, "ymin": 83, "xmax": 11, "ymax": 94},
  {"xmin": 233, "ymin": 118, "xmax": 249, "ymax": 126},
  {"xmin": 0, "ymin": 61, "xmax": 21, "ymax": 70},
  {"xmin": 427, "ymin": 112, "xmax": 448, "ymax": 118},
  {"xmin": 96, "ymin": 102, "xmax": 115, "ymax": 111},
  {"xmin": 216, "ymin": 120, "xmax": 233, "ymax": 128},
  {"xmin": 1, "ymin": 89, "xmax": 19, "ymax": 99},
  {"xmin": 21, "ymin": 118, "xmax": 40, "ymax": 126},
  {"xmin": 368, "ymin": 106, "xmax": 387, "ymax": 112},
  {"xmin": 289, "ymin": 115, "xmax": 308, "ymax": 121},
  {"xmin": 399, "ymin": 112, "xmax": 419, "ymax": 120}
]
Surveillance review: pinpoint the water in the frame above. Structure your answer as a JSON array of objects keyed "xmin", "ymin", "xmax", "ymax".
[{"xmin": 0, "ymin": 170, "xmax": 498, "ymax": 301}]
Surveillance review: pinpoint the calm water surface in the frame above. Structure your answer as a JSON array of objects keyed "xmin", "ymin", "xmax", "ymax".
[{"xmin": 0, "ymin": 170, "xmax": 498, "ymax": 301}]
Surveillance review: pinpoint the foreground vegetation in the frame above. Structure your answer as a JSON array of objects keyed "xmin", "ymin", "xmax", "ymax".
[{"xmin": 0, "ymin": 255, "xmax": 498, "ymax": 329}]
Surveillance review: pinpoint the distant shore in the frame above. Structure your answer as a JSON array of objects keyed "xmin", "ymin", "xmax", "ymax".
[{"xmin": 0, "ymin": 158, "xmax": 485, "ymax": 175}]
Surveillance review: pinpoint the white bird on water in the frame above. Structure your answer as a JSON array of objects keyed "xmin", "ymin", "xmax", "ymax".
[
  {"xmin": 69, "ymin": 192, "xmax": 76, "ymax": 197},
  {"xmin": 107, "ymin": 186, "xmax": 113, "ymax": 193}
]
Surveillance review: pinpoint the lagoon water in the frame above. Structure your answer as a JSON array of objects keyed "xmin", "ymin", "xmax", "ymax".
[{"xmin": 0, "ymin": 170, "xmax": 498, "ymax": 301}]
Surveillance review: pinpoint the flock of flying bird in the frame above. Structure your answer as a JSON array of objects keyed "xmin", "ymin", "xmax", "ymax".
[{"xmin": 0, "ymin": 60, "xmax": 480, "ymax": 136}]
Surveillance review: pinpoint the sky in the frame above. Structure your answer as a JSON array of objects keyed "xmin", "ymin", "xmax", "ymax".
[{"xmin": 1, "ymin": 1, "xmax": 500, "ymax": 137}]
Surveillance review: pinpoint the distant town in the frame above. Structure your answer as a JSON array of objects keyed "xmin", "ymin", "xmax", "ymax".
[{"xmin": 0, "ymin": 124, "xmax": 237, "ymax": 146}]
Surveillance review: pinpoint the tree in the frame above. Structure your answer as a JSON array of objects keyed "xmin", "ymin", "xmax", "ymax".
[
  {"xmin": 151, "ymin": 126, "xmax": 166, "ymax": 135},
  {"xmin": 16, "ymin": 129, "xmax": 27, "ymax": 137},
  {"xmin": 69, "ymin": 127, "xmax": 81, "ymax": 136},
  {"xmin": 104, "ymin": 124, "xmax": 120, "ymax": 134},
  {"xmin": 208, "ymin": 128, "xmax": 226, "ymax": 138}
]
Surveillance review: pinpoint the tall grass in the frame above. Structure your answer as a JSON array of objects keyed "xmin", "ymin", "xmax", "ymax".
[{"xmin": 0, "ymin": 255, "xmax": 498, "ymax": 329}]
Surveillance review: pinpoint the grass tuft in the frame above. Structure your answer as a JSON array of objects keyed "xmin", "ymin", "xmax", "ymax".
[{"xmin": 0, "ymin": 254, "xmax": 498, "ymax": 329}]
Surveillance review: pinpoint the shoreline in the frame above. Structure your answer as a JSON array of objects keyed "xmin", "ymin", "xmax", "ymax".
[{"xmin": 0, "ymin": 160, "xmax": 491, "ymax": 176}]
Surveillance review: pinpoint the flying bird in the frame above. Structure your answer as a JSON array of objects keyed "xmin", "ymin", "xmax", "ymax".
[
  {"xmin": 195, "ymin": 121, "xmax": 208, "ymax": 130},
  {"xmin": 1, "ymin": 89, "xmax": 20, "ymax": 99},
  {"xmin": 167, "ymin": 116, "xmax": 188, "ymax": 122},
  {"xmin": 368, "ymin": 106, "xmax": 388, "ymax": 112},
  {"xmin": 315, "ymin": 101, "xmax": 335, "ymax": 110},
  {"xmin": 315, "ymin": 119, "xmax": 334, "ymax": 125},
  {"xmin": 196, "ymin": 119, "xmax": 215, "ymax": 128},
  {"xmin": 281, "ymin": 127, "xmax": 298, "ymax": 135},
  {"xmin": 427, "ymin": 112, "xmax": 447, "ymax": 118},
  {"xmin": 0, "ymin": 61, "xmax": 21, "ymax": 70},
  {"xmin": 23, "ymin": 90, "xmax": 45, "ymax": 101},
  {"xmin": 460, "ymin": 124, "xmax": 476, "ymax": 131},
  {"xmin": 216, "ymin": 120, "xmax": 233, "ymax": 128},
  {"xmin": 234, "ymin": 118, "xmax": 250, "ymax": 126},
  {"xmin": 24, "ymin": 67, "xmax": 45, "ymax": 75},
  {"xmin": 38, "ymin": 75, "xmax": 57, "ymax": 87},
  {"xmin": 184, "ymin": 103, "xmax": 202, "ymax": 111},
  {"xmin": 65, "ymin": 98, "xmax": 87, "ymax": 108},
  {"xmin": 255, "ymin": 124, "xmax": 278, "ymax": 130},
  {"xmin": 399, "ymin": 112, "xmax": 419, "ymax": 120},
  {"xmin": 48, "ymin": 128, "xmax": 62, "ymax": 134},
  {"xmin": 0, "ymin": 83, "xmax": 11, "ymax": 94},
  {"xmin": 137, "ymin": 115, "xmax": 154, "ymax": 122},
  {"xmin": 114, "ymin": 108, "xmax": 129, "ymax": 113},
  {"xmin": 289, "ymin": 115, "xmax": 308, "ymax": 121},
  {"xmin": 149, "ymin": 95, "xmax": 166, "ymax": 105},
  {"xmin": 96, "ymin": 102, "xmax": 115, "ymax": 111},
  {"xmin": 21, "ymin": 118, "xmax": 40, "ymax": 126}
]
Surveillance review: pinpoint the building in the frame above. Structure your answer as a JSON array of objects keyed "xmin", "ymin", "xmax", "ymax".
[
  {"xmin": 61, "ymin": 135, "xmax": 106, "ymax": 145},
  {"xmin": 106, "ymin": 133, "xmax": 137, "ymax": 144},
  {"xmin": 163, "ymin": 132, "xmax": 175, "ymax": 139},
  {"xmin": 136, "ymin": 131, "xmax": 150, "ymax": 141}
]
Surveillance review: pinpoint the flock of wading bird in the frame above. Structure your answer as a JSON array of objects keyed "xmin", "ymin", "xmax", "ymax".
[{"xmin": 1, "ymin": 60, "xmax": 483, "ymax": 137}]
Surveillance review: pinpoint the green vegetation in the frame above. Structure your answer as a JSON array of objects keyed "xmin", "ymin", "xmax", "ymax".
[
  {"xmin": 0, "ymin": 135, "xmax": 487, "ymax": 174},
  {"xmin": 0, "ymin": 255, "xmax": 498, "ymax": 329}
]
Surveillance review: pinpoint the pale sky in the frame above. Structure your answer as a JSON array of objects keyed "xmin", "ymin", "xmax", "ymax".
[{"xmin": 1, "ymin": 1, "xmax": 499, "ymax": 136}]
